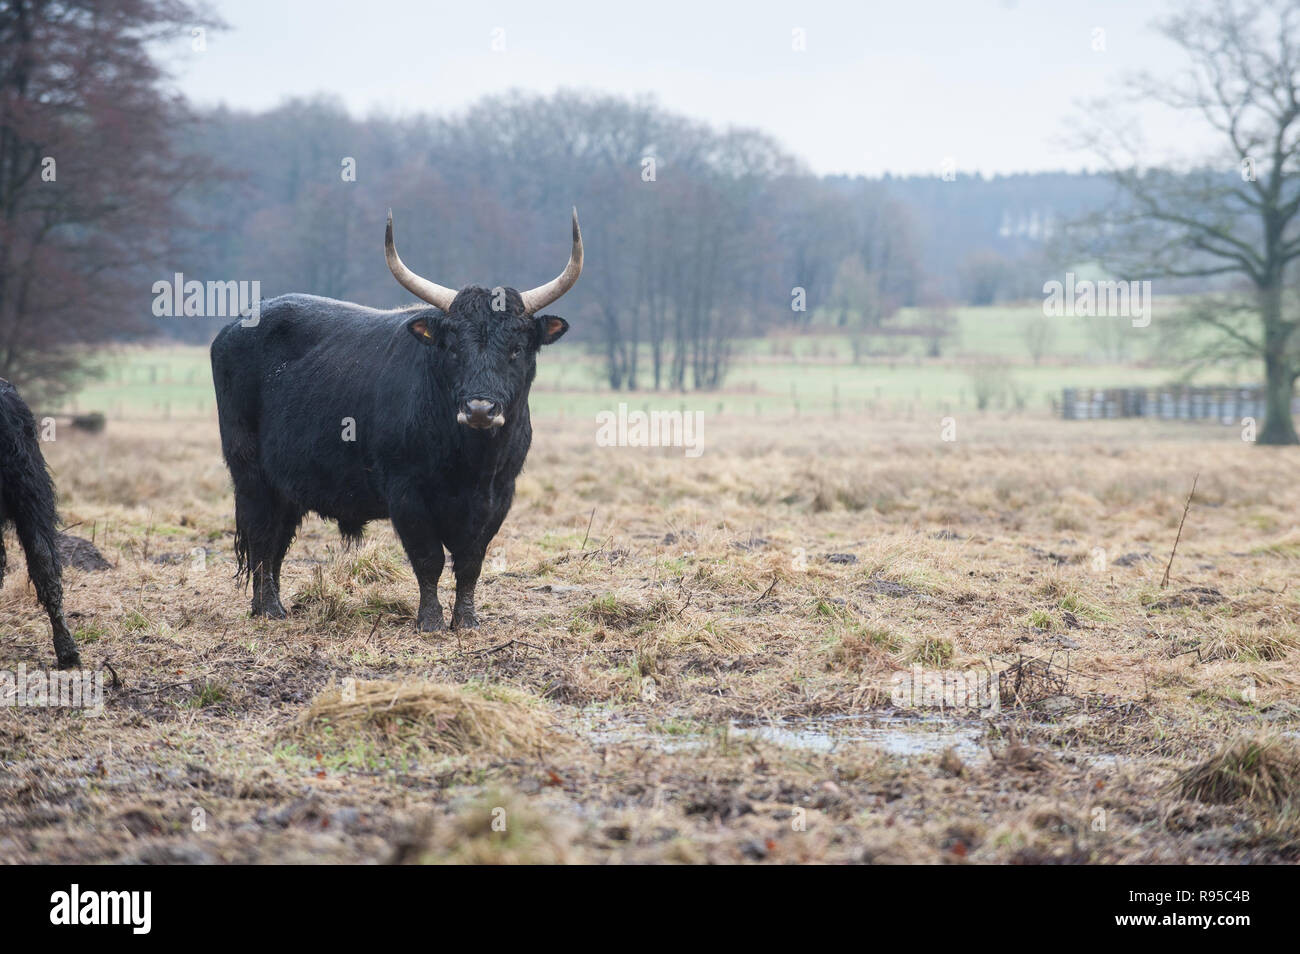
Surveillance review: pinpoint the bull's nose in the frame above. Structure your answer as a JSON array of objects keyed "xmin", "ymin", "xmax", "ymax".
[{"xmin": 458, "ymin": 399, "xmax": 505, "ymax": 429}]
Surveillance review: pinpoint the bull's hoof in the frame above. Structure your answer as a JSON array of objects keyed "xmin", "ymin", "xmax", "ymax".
[
  {"xmin": 451, "ymin": 609, "xmax": 479, "ymax": 630},
  {"xmin": 251, "ymin": 600, "xmax": 287, "ymax": 620},
  {"xmin": 56, "ymin": 652, "xmax": 82, "ymax": 671},
  {"xmin": 416, "ymin": 609, "xmax": 446, "ymax": 633}
]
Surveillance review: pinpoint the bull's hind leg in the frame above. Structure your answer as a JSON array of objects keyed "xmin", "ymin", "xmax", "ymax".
[
  {"xmin": 235, "ymin": 487, "xmax": 299, "ymax": 619},
  {"xmin": 12, "ymin": 520, "xmax": 80, "ymax": 669}
]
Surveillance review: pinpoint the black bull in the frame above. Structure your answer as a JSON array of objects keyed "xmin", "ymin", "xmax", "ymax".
[
  {"xmin": 210, "ymin": 210, "xmax": 580, "ymax": 631},
  {"xmin": 0, "ymin": 379, "xmax": 80, "ymax": 668}
]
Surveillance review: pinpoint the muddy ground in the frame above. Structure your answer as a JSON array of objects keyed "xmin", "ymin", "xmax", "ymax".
[{"xmin": 2, "ymin": 414, "xmax": 1298, "ymax": 863}]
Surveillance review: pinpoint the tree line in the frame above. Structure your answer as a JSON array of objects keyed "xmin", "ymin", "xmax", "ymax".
[{"xmin": 6, "ymin": 0, "xmax": 1296, "ymax": 445}]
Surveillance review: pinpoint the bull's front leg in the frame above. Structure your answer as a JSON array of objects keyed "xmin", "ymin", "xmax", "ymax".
[
  {"xmin": 450, "ymin": 549, "xmax": 484, "ymax": 629},
  {"xmin": 392, "ymin": 516, "xmax": 446, "ymax": 633}
]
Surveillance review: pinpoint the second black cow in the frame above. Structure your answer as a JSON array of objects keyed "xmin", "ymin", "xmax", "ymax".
[{"xmin": 211, "ymin": 208, "xmax": 582, "ymax": 631}]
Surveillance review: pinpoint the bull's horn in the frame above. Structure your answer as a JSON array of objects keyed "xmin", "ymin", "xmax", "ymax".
[
  {"xmin": 519, "ymin": 207, "xmax": 583, "ymax": 315},
  {"xmin": 385, "ymin": 210, "xmax": 457, "ymax": 311}
]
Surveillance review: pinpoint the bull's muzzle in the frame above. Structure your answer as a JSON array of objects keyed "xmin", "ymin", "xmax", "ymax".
[{"xmin": 458, "ymin": 399, "xmax": 506, "ymax": 430}]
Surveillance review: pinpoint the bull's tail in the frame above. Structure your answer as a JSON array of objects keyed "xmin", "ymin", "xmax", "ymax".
[{"xmin": 232, "ymin": 523, "xmax": 252, "ymax": 588}]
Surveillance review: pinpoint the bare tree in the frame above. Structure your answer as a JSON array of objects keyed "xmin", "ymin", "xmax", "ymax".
[
  {"xmin": 1021, "ymin": 314, "xmax": 1058, "ymax": 365},
  {"xmin": 1074, "ymin": 0, "xmax": 1300, "ymax": 444},
  {"xmin": 919, "ymin": 299, "xmax": 959, "ymax": 358},
  {"xmin": 959, "ymin": 248, "xmax": 1008, "ymax": 306},
  {"xmin": 0, "ymin": 0, "xmax": 219, "ymax": 403}
]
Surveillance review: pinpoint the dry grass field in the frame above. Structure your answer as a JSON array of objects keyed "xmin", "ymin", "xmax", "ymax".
[{"xmin": 3, "ymin": 410, "xmax": 1300, "ymax": 864}]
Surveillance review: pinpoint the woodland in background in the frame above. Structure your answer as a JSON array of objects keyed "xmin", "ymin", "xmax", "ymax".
[
  {"xmin": 174, "ymin": 94, "xmax": 1128, "ymax": 392},
  {"xmin": 0, "ymin": 0, "xmax": 1254, "ymax": 404}
]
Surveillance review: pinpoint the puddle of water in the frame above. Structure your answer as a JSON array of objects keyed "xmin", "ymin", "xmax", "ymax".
[
  {"xmin": 578, "ymin": 710, "xmax": 989, "ymax": 761},
  {"xmin": 733, "ymin": 714, "xmax": 986, "ymax": 760}
]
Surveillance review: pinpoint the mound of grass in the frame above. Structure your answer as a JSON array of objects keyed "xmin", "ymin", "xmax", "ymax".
[
  {"xmin": 1175, "ymin": 736, "xmax": 1300, "ymax": 810},
  {"xmin": 292, "ymin": 679, "xmax": 557, "ymax": 758}
]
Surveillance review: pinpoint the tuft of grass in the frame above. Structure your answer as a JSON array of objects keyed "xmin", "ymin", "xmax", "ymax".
[
  {"xmin": 122, "ymin": 610, "xmax": 152, "ymax": 633},
  {"xmin": 812, "ymin": 599, "xmax": 853, "ymax": 622},
  {"xmin": 186, "ymin": 680, "xmax": 229, "ymax": 709},
  {"xmin": 578, "ymin": 591, "xmax": 673, "ymax": 633},
  {"xmin": 1058, "ymin": 592, "xmax": 1110, "ymax": 622},
  {"xmin": 1251, "ymin": 535, "xmax": 1300, "ymax": 559},
  {"xmin": 73, "ymin": 624, "xmax": 110, "ymax": 645},
  {"xmin": 1027, "ymin": 609, "xmax": 1055, "ymax": 631},
  {"xmin": 334, "ymin": 543, "xmax": 407, "ymax": 585},
  {"xmin": 1175, "ymin": 736, "xmax": 1300, "ymax": 811},
  {"xmin": 826, "ymin": 625, "xmax": 901, "ymax": 671},
  {"xmin": 290, "ymin": 679, "xmax": 557, "ymax": 758},
  {"xmin": 1199, "ymin": 624, "xmax": 1298, "ymax": 663},
  {"xmin": 360, "ymin": 591, "xmax": 414, "ymax": 618},
  {"xmin": 292, "ymin": 566, "xmax": 353, "ymax": 622},
  {"xmin": 907, "ymin": 635, "xmax": 954, "ymax": 667}
]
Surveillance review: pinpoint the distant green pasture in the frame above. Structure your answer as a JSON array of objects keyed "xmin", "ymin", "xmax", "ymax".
[{"xmin": 57, "ymin": 298, "xmax": 1246, "ymax": 421}]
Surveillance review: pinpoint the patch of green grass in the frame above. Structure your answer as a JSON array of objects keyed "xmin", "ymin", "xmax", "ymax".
[
  {"xmin": 908, "ymin": 636, "xmax": 954, "ymax": 667},
  {"xmin": 1027, "ymin": 609, "xmax": 1055, "ymax": 630},
  {"xmin": 73, "ymin": 624, "xmax": 110, "ymax": 644},
  {"xmin": 1251, "ymin": 538, "xmax": 1300, "ymax": 558},
  {"xmin": 658, "ymin": 557, "xmax": 690, "ymax": 576},
  {"xmin": 58, "ymin": 312, "xmax": 1245, "ymax": 423},
  {"xmin": 121, "ymin": 610, "xmax": 152, "ymax": 633},
  {"xmin": 577, "ymin": 592, "xmax": 671, "ymax": 632},
  {"xmin": 812, "ymin": 599, "xmax": 853, "ymax": 622},
  {"xmin": 648, "ymin": 717, "xmax": 700, "ymax": 736},
  {"xmin": 1058, "ymin": 593, "xmax": 1110, "ymax": 622},
  {"xmin": 272, "ymin": 738, "xmax": 418, "ymax": 774},
  {"xmin": 186, "ymin": 680, "xmax": 229, "ymax": 709}
]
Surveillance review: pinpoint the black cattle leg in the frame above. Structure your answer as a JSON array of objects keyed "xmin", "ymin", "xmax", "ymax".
[
  {"xmin": 12, "ymin": 515, "xmax": 80, "ymax": 669},
  {"xmin": 449, "ymin": 548, "xmax": 485, "ymax": 629},
  {"xmin": 261, "ymin": 505, "xmax": 300, "ymax": 618},
  {"xmin": 236, "ymin": 487, "xmax": 297, "ymax": 619},
  {"xmin": 393, "ymin": 516, "xmax": 446, "ymax": 632}
]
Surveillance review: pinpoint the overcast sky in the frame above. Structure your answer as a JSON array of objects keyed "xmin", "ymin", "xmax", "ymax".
[{"xmin": 168, "ymin": 0, "xmax": 1207, "ymax": 177}]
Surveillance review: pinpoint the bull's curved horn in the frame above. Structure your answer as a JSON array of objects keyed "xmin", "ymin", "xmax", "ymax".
[
  {"xmin": 385, "ymin": 210, "xmax": 457, "ymax": 311},
  {"xmin": 519, "ymin": 207, "xmax": 583, "ymax": 315}
]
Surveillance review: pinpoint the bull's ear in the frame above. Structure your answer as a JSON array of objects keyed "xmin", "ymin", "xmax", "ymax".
[
  {"xmin": 408, "ymin": 316, "xmax": 436, "ymax": 345},
  {"xmin": 535, "ymin": 315, "xmax": 568, "ymax": 346}
]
